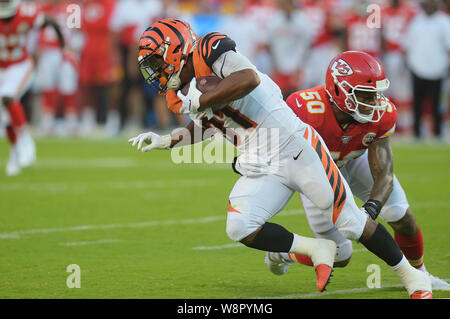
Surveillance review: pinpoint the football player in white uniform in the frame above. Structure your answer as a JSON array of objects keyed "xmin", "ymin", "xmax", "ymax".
[{"xmin": 129, "ymin": 19, "xmax": 432, "ymax": 298}]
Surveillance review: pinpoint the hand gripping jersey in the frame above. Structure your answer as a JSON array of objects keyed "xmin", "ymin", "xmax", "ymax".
[
  {"xmin": 0, "ymin": 2, "xmax": 44, "ymax": 68},
  {"xmin": 166, "ymin": 32, "xmax": 303, "ymax": 160},
  {"xmin": 286, "ymin": 86, "xmax": 397, "ymax": 168}
]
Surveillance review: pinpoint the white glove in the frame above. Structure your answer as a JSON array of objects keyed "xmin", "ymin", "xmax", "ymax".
[
  {"xmin": 177, "ymin": 78, "xmax": 202, "ymax": 114},
  {"xmin": 128, "ymin": 132, "xmax": 171, "ymax": 152}
]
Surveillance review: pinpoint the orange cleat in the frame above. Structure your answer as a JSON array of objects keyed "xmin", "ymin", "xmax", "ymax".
[
  {"xmin": 315, "ymin": 264, "xmax": 333, "ymax": 292},
  {"xmin": 410, "ymin": 290, "xmax": 432, "ymax": 299}
]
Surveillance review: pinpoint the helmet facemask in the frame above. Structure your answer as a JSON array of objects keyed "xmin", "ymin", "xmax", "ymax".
[
  {"xmin": 165, "ymin": 35, "xmax": 192, "ymax": 92},
  {"xmin": 138, "ymin": 30, "xmax": 194, "ymax": 95},
  {"xmin": 332, "ymin": 72, "xmax": 390, "ymax": 123},
  {"xmin": 138, "ymin": 38, "xmax": 176, "ymax": 94}
]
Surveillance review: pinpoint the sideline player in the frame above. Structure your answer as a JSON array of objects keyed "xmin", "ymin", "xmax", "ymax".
[
  {"xmin": 274, "ymin": 50, "xmax": 449, "ymax": 291},
  {"xmin": 79, "ymin": 0, "xmax": 120, "ymax": 137},
  {"xmin": 129, "ymin": 19, "xmax": 432, "ymax": 297},
  {"xmin": 342, "ymin": 1, "xmax": 382, "ymax": 58},
  {"xmin": 381, "ymin": 0, "xmax": 417, "ymax": 133},
  {"xmin": 0, "ymin": 0, "xmax": 65, "ymax": 175},
  {"xmin": 34, "ymin": 0, "xmax": 79, "ymax": 136}
]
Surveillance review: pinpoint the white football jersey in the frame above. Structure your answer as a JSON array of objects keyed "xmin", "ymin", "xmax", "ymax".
[{"xmin": 189, "ymin": 50, "xmax": 305, "ymax": 163}]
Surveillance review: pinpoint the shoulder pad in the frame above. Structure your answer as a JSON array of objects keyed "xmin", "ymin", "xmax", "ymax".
[{"xmin": 198, "ymin": 32, "xmax": 236, "ymax": 68}]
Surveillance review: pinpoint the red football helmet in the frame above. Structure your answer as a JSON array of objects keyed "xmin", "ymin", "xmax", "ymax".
[
  {"xmin": 325, "ymin": 51, "xmax": 390, "ymax": 123},
  {"xmin": 138, "ymin": 19, "xmax": 197, "ymax": 94}
]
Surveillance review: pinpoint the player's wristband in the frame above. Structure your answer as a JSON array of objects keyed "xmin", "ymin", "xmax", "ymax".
[{"xmin": 363, "ymin": 199, "xmax": 382, "ymax": 220}]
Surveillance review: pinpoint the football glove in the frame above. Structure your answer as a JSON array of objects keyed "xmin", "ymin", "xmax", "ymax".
[
  {"xmin": 128, "ymin": 132, "xmax": 171, "ymax": 152},
  {"xmin": 177, "ymin": 78, "xmax": 202, "ymax": 114},
  {"xmin": 362, "ymin": 199, "xmax": 382, "ymax": 220}
]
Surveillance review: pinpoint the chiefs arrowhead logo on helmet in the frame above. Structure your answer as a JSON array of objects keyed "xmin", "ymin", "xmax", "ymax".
[{"xmin": 331, "ymin": 59, "xmax": 354, "ymax": 77}]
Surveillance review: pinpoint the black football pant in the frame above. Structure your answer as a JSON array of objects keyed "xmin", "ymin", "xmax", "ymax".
[{"xmin": 411, "ymin": 72, "xmax": 444, "ymax": 139}]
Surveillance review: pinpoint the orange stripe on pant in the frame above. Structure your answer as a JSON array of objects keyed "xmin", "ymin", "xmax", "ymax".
[{"xmin": 304, "ymin": 126, "xmax": 346, "ymax": 224}]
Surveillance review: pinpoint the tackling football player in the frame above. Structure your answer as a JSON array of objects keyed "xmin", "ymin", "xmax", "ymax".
[
  {"xmin": 0, "ymin": 0, "xmax": 65, "ymax": 175},
  {"xmin": 272, "ymin": 50, "xmax": 448, "ymax": 292},
  {"xmin": 129, "ymin": 19, "xmax": 432, "ymax": 298}
]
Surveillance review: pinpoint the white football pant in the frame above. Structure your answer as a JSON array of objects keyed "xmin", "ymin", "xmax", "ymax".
[{"xmin": 226, "ymin": 125, "xmax": 368, "ymax": 254}]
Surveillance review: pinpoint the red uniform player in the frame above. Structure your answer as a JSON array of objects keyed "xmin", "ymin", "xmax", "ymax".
[
  {"xmin": 274, "ymin": 51, "xmax": 449, "ymax": 292},
  {"xmin": 79, "ymin": 0, "xmax": 118, "ymax": 87},
  {"xmin": 381, "ymin": 0, "xmax": 418, "ymax": 132},
  {"xmin": 0, "ymin": 0, "xmax": 64, "ymax": 175},
  {"xmin": 343, "ymin": 4, "xmax": 383, "ymax": 58},
  {"xmin": 301, "ymin": 0, "xmax": 341, "ymax": 88},
  {"xmin": 286, "ymin": 84, "xmax": 396, "ymax": 168},
  {"xmin": 79, "ymin": 0, "xmax": 120, "ymax": 136},
  {"xmin": 35, "ymin": 0, "xmax": 79, "ymax": 136},
  {"xmin": 382, "ymin": 0, "xmax": 417, "ymax": 53}
]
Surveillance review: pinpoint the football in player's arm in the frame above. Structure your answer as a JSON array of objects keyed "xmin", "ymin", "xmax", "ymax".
[{"xmin": 131, "ymin": 30, "xmax": 260, "ymax": 151}]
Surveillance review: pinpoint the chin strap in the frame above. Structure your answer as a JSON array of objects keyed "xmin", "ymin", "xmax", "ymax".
[
  {"xmin": 167, "ymin": 37, "xmax": 193, "ymax": 91},
  {"xmin": 351, "ymin": 111, "xmax": 370, "ymax": 124}
]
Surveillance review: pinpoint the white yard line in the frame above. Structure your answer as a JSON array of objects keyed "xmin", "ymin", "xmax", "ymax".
[
  {"xmin": 252, "ymin": 279, "xmax": 450, "ymax": 299},
  {"xmin": 29, "ymin": 158, "xmax": 234, "ymax": 170},
  {"xmin": 0, "ymin": 209, "xmax": 303, "ymax": 239},
  {"xmin": 0, "ymin": 216, "xmax": 225, "ymax": 239},
  {"xmin": 191, "ymin": 244, "xmax": 368, "ymax": 252},
  {"xmin": 192, "ymin": 243, "xmax": 244, "ymax": 250},
  {"xmin": 59, "ymin": 239, "xmax": 122, "ymax": 246},
  {"xmin": 0, "ymin": 179, "xmax": 215, "ymax": 192},
  {"xmin": 253, "ymin": 284, "xmax": 405, "ymax": 299},
  {"xmin": 34, "ymin": 158, "xmax": 139, "ymax": 168}
]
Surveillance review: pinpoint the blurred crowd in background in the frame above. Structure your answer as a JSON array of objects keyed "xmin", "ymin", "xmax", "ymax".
[{"xmin": 11, "ymin": 0, "xmax": 450, "ymax": 140}]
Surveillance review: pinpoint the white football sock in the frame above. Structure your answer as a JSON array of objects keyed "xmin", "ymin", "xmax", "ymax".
[{"xmin": 289, "ymin": 233, "xmax": 336, "ymax": 267}]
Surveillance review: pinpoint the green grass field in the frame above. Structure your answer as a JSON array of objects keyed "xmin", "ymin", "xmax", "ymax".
[{"xmin": 0, "ymin": 137, "xmax": 449, "ymax": 299}]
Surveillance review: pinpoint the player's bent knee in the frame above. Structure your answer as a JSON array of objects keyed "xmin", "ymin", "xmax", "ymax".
[
  {"xmin": 334, "ymin": 239, "xmax": 353, "ymax": 267},
  {"xmin": 304, "ymin": 183, "xmax": 334, "ymax": 210},
  {"xmin": 381, "ymin": 204, "xmax": 408, "ymax": 223},
  {"xmin": 334, "ymin": 257, "xmax": 351, "ymax": 268},
  {"xmin": 315, "ymin": 195, "xmax": 333, "ymax": 211},
  {"xmin": 387, "ymin": 207, "xmax": 417, "ymax": 236},
  {"xmin": 226, "ymin": 213, "xmax": 257, "ymax": 242}
]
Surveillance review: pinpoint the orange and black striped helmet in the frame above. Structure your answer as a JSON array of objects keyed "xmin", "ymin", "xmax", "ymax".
[{"xmin": 138, "ymin": 18, "xmax": 197, "ymax": 94}]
